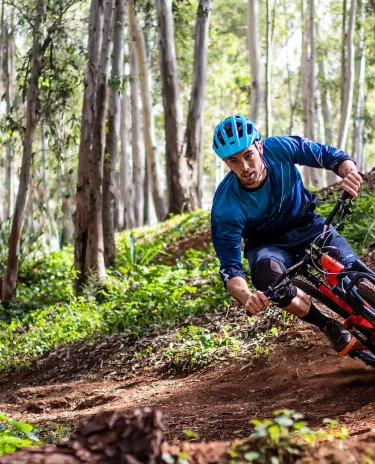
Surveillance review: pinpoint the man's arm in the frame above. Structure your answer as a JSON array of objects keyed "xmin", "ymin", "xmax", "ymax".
[
  {"xmin": 338, "ymin": 160, "xmax": 363, "ymax": 197},
  {"xmin": 226, "ymin": 276, "xmax": 269, "ymax": 315}
]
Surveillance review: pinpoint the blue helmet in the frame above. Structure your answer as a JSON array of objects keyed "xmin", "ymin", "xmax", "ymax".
[{"xmin": 212, "ymin": 115, "xmax": 261, "ymax": 159}]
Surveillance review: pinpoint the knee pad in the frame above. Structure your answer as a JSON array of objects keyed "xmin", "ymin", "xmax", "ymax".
[{"xmin": 252, "ymin": 258, "xmax": 297, "ymax": 307}]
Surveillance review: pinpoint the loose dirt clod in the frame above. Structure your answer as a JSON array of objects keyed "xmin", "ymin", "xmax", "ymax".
[{"xmin": 0, "ymin": 408, "xmax": 164, "ymax": 464}]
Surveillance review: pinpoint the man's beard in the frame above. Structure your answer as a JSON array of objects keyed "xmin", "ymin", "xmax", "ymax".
[{"xmin": 239, "ymin": 163, "xmax": 267, "ymax": 188}]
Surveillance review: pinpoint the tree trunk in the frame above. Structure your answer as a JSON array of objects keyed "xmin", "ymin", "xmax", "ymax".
[
  {"xmin": 265, "ymin": 0, "xmax": 272, "ymax": 137},
  {"xmin": 155, "ymin": 0, "xmax": 188, "ymax": 215},
  {"xmin": 86, "ymin": 0, "xmax": 115, "ymax": 277},
  {"xmin": 3, "ymin": 9, "xmax": 14, "ymax": 220},
  {"xmin": 128, "ymin": 0, "xmax": 167, "ymax": 221},
  {"xmin": 352, "ymin": 0, "xmax": 365, "ymax": 171},
  {"xmin": 75, "ymin": 0, "xmax": 104, "ymax": 291},
  {"xmin": 341, "ymin": 0, "xmax": 347, "ymax": 115},
  {"xmin": 318, "ymin": 54, "xmax": 337, "ymax": 186},
  {"xmin": 61, "ymin": 193, "xmax": 74, "ymax": 246},
  {"xmin": 103, "ymin": 0, "xmax": 125, "ymax": 267},
  {"xmin": 337, "ymin": 0, "xmax": 357, "ymax": 150},
  {"xmin": 184, "ymin": 0, "xmax": 212, "ymax": 210},
  {"xmin": 247, "ymin": 0, "xmax": 263, "ymax": 123},
  {"xmin": 2, "ymin": 0, "xmax": 45, "ymax": 303},
  {"xmin": 129, "ymin": 34, "xmax": 145, "ymax": 227},
  {"xmin": 120, "ymin": 93, "xmax": 135, "ymax": 229}
]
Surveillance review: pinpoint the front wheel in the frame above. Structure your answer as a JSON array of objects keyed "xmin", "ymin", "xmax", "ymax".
[
  {"xmin": 294, "ymin": 275, "xmax": 375, "ymax": 368},
  {"xmin": 293, "ymin": 275, "xmax": 349, "ymax": 319}
]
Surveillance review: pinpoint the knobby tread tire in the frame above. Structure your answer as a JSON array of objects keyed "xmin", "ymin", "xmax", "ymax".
[
  {"xmin": 293, "ymin": 275, "xmax": 348, "ymax": 319},
  {"xmin": 294, "ymin": 275, "xmax": 375, "ymax": 369},
  {"xmin": 357, "ymin": 279, "xmax": 375, "ymax": 308}
]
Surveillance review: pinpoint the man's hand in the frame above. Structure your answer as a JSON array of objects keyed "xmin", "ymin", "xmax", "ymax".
[
  {"xmin": 244, "ymin": 290, "xmax": 269, "ymax": 316},
  {"xmin": 338, "ymin": 160, "xmax": 363, "ymax": 198}
]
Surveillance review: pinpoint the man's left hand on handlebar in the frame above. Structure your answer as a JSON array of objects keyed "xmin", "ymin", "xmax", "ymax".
[
  {"xmin": 338, "ymin": 160, "xmax": 363, "ymax": 198},
  {"xmin": 244, "ymin": 290, "xmax": 270, "ymax": 316}
]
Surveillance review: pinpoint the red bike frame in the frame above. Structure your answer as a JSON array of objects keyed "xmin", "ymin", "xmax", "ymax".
[{"xmin": 318, "ymin": 253, "xmax": 375, "ymax": 346}]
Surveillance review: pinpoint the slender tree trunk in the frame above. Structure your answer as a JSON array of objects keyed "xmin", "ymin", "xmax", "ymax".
[
  {"xmin": 86, "ymin": 0, "xmax": 115, "ymax": 277},
  {"xmin": 341, "ymin": 0, "xmax": 347, "ymax": 114},
  {"xmin": 3, "ymin": 9, "xmax": 14, "ymax": 220},
  {"xmin": 2, "ymin": 0, "xmax": 45, "ymax": 303},
  {"xmin": 155, "ymin": 0, "xmax": 188, "ymax": 214},
  {"xmin": 120, "ymin": 93, "xmax": 135, "ymax": 229},
  {"xmin": 318, "ymin": 56, "xmax": 337, "ymax": 186},
  {"xmin": 128, "ymin": 0, "xmax": 167, "ymax": 221},
  {"xmin": 337, "ymin": 0, "xmax": 357, "ymax": 150},
  {"xmin": 184, "ymin": 0, "xmax": 212, "ymax": 210},
  {"xmin": 75, "ymin": 0, "xmax": 104, "ymax": 292},
  {"xmin": 129, "ymin": 35, "xmax": 144, "ymax": 227},
  {"xmin": 247, "ymin": 0, "xmax": 263, "ymax": 123},
  {"xmin": 143, "ymin": 161, "xmax": 150, "ymax": 225},
  {"xmin": 352, "ymin": 0, "xmax": 366, "ymax": 171},
  {"xmin": 61, "ymin": 194, "xmax": 74, "ymax": 246},
  {"xmin": 265, "ymin": 0, "xmax": 272, "ymax": 137},
  {"xmin": 103, "ymin": 0, "xmax": 125, "ymax": 267}
]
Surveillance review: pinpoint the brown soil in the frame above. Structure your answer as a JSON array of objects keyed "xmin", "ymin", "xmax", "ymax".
[{"xmin": 2, "ymin": 325, "xmax": 375, "ymax": 447}]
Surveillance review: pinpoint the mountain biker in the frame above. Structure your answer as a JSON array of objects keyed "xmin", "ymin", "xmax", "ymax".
[{"xmin": 211, "ymin": 115, "xmax": 364, "ymax": 357}]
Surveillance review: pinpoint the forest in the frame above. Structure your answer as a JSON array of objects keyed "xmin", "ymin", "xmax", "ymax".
[{"xmin": 0, "ymin": 0, "xmax": 374, "ymax": 462}]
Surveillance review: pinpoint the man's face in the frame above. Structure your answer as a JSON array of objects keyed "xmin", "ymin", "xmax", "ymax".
[{"xmin": 224, "ymin": 141, "xmax": 265, "ymax": 188}]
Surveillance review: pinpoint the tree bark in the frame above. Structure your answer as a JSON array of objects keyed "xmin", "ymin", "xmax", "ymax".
[
  {"xmin": 318, "ymin": 55, "xmax": 337, "ymax": 186},
  {"xmin": 86, "ymin": 0, "xmax": 115, "ymax": 277},
  {"xmin": 129, "ymin": 34, "xmax": 145, "ymax": 227},
  {"xmin": 265, "ymin": 0, "xmax": 272, "ymax": 137},
  {"xmin": 103, "ymin": 0, "xmax": 125, "ymax": 267},
  {"xmin": 2, "ymin": 0, "xmax": 45, "ymax": 303},
  {"xmin": 247, "ymin": 0, "xmax": 263, "ymax": 123},
  {"xmin": 337, "ymin": 0, "xmax": 357, "ymax": 150},
  {"xmin": 128, "ymin": 0, "xmax": 167, "ymax": 221},
  {"xmin": 155, "ymin": 0, "xmax": 188, "ymax": 215},
  {"xmin": 3, "ymin": 8, "xmax": 14, "ymax": 220},
  {"xmin": 120, "ymin": 93, "xmax": 135, "ymax": 229},
  {"xmin": 184, "ymin": 0, "xmax": 212, "ymax": 210},
  {"xmin": 75, "ymin": 0, "xmax": 104, "ymax": 291},
  {"xmin": 351, "ymin": 0, "xmax": 365, "ymax": 171}
]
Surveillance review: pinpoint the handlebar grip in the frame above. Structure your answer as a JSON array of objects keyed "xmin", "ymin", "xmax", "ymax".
[{"xmin": 341, "ymin": 191, "xmax": 351, "ymax": 201}]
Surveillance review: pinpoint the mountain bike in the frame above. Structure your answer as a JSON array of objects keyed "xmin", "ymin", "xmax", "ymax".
[{"xmin": 263, "ymin": 191, "xmax": 375, "ymax": 367}]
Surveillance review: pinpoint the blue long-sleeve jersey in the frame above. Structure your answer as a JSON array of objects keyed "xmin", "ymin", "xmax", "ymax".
[{"xmin": 211, "ymin": 136, "xmax": 353, "ymax": 284}]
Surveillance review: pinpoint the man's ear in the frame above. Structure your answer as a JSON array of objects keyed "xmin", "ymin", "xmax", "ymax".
[{"xmin": 256, "ymin": 140, "xmax": 264, "ymax": 156}]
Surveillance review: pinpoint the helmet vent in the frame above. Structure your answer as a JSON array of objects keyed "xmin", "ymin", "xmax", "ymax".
[
  {"xmin": 247, "ymin": 123, "xmax": 253, "ymax": 135},
  {"xmin": 236, "ymin": 122, "xmax": 243, "ymax": 138},
  {"xmin": 224, "ymin": 122, "xmax": 233, "ymax": 138},
  {"xmin": 217, "ymin": 130, "xmax": 225, "ymax": 145}
]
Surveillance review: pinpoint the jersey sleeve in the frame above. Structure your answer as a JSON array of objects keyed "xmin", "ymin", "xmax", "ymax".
[
  {"xmin": 211, "ymin": 215, "xmax": 246, "ymax": 286},
  {"xmin": 278, "ymin": 136, "xmax": 354, "ymax": 174}
]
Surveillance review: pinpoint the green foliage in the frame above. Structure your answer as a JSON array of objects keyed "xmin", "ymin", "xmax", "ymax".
[
  {"xmin": 162, "ymin": 324, "xmax": 240, "ymax": 371},
  {"xmin": 316, "ymin": 185, "xmax": 375, "ymax": 253},
  {"xmin": 228, "ymin": 410, "xmax": 348, "ymax": 464},
  {"xmin": 0, "ymin": 413, "xmax": 41, "ymax": 455},
  {"xmin": 0, "ymin": 211, "xmax": 230, "ymax": 372}
]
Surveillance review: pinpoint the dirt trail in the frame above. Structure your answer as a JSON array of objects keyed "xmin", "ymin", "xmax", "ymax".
[{"xmin": 1, "ymin": 325, "xmax": 375, "ymax": 443}]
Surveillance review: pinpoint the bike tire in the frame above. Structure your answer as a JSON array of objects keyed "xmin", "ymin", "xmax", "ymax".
[
  {"xmin": 294, "ymin": 275, "xmax": 375, "ymax": 368},
  {"xmin": 357, "ymin": 279, "xmax": 375, "ymax": 308},
  {"xmin": 293, "ymin": 275, "xmax": 348, "ymax": 319}
]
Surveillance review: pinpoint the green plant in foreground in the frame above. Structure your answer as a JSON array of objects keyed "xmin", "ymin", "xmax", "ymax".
[
  {"xmin": 0, "ymin": 413, "xmax": 41, "ymax": 455},
  {"xmin": 227, "ymin": 409, "xmax": 348, "ymax": 464},
  {"xmin": 162, "ymin": 324, "xmax": 240, "ymax": 371}
]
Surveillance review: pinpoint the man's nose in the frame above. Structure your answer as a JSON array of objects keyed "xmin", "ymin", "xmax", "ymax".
[{"xmin": 242, "ymin": 160, "xmax": 250, "ymax": 171}]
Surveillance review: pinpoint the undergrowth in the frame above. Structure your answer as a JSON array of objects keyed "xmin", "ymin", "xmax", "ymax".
[
  {"xmin": 0, "ymin": 178, "xmax": 373, "ymax": 375},
  {"xmin": 227, "ymin": 409, "xmax": 349, "ymax": 464}
]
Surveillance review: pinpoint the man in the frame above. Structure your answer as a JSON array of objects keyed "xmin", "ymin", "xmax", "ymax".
[{"xmin": 211, "ymin": 115, "xmax": 364, "ymax": 356}]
